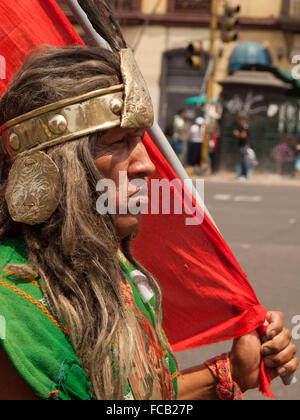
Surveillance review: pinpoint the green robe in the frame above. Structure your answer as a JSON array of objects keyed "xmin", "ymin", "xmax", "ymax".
[{"xmin": 0, "ymin": 237, "xmax": 178, "ymax": 400}]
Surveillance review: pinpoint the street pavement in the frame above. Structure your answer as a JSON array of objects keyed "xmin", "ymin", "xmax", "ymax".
[{"xmin": 175, "ymin": 176, "xmax": 300, "ymax": 400}]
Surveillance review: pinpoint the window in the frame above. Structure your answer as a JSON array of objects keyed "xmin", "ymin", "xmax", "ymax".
[
  {"xmin": 280, "ymin": 0, "xmax": 300, "ymax": 31},
  {"xmin": 281, "ymin": 0, "xmax": 300, "ymax": 17},
  {"xmin": 110, "ymin": 0, "xmax": 141, "ymax": 13},
  {"xmin": 168, "ymin": 0, "xmax": 211, "ymax": 14},
  {"xmin": 290, "ymin": 0, "xmax": 300, "ymax": 16}
]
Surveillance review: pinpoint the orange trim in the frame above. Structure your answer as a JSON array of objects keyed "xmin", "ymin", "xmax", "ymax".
[
  {"xmin": 3, "ymin": 269, "xmax": 47, "ymax": 293},
  {"xmin": 161, "ymin": 327, "xmax": 172, "ymax": 348},
  {"xmin": 147, "ymin": 301, "xmax": 156, "ymax": 319},
  {"xmin": 147, "ymin": 300, "xmax": 172, "ymax": 355},
  {"xmin": 0, "ymin": 276, "xmax": 69, "ymax": 336},
  {"xmin": 48, "ymin": 390, "xmax": 60, "ymax": 399},
  {"xmin": 171, "ymin": 371, "xmax": 179, "ymax": 380}
]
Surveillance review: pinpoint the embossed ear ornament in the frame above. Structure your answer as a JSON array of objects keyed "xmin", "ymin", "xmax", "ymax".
[
  {"xmin": 0, "ymin": 49, "xmax": 154, "ymax": 225},
  {"xmin": 5, "ymin": 152, "xmax": 62, "ymax": 226}
]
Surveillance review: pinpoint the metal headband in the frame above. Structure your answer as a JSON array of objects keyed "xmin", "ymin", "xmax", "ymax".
[
  {"xmin": 2, "ymin": 48, "xmax": 154, "ymax": 225},
  {"xmin": 0, "ymin": 48, "xmax": 154, "ymax": 160}
]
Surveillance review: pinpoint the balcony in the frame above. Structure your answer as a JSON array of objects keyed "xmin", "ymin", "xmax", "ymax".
[
  {"xmin": 110, "ymin": 0, "xmax": 141, "ymax": 12},
  {"xmin": 168, "ymin": 0, "xmax": 211, "ymax": 14},
  {"xmin": 56, "ymin": 0, "xmax": 212, "ymax": 27},
  {"xmin": 56, "ymin": 0, "xmax": 142, "ymax": 24},
  {"xmin": 164, "ymin": 0, "xmax": 212, "ymax": 25},
  {"xmin": 56, "ymin": 0, "xmax": 281, "ymax": 29}
]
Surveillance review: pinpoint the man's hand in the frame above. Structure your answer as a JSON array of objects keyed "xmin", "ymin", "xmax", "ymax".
[
  {"xmin": 230, "ymin": 311, "xmax": 298, "ymax": 392},
  {"xmin": 240, "ymin": 131, "xmax": 248, "ymax": 139}
]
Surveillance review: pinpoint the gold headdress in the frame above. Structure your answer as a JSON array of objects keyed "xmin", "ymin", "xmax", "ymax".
[{"xmin": 0, "ymin": 49, "xmax": 154, "ymax": 225}]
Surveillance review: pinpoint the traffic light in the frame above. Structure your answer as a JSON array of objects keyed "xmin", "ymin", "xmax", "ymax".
[
  {"xmin": 187, "ymin": 41, "xmax": 203, "ymax": 69},
  {"xmin": 221, "ymin": 3, "xmax": 241, "ymax": 43}
]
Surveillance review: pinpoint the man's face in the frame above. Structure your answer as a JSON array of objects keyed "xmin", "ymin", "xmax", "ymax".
[
  {"xmin": 237, "ymin": 117, "xmax": 246, "ymax": 126},
  {"xmin": 94, "ymin": 127, "xmax": 156, "ymax": 241}
]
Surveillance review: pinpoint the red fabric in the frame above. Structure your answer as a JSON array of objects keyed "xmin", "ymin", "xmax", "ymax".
[
  {"xmin": 0, "ymin": 1, "xmax": 273, "ymax": 398},
  {"xmin": 133, "ymin": 134, "xmax": 273, "ymax": 398},
  {"xmin": 257, "ymin": 324, "xmax": 274, "ymax": 398},
  {"xmin": 0, "ymin": 0, "xmax": 84, "ymax": 97},
  {"xmin": 134, "ymin": 134, "xmax": 267, "ymax": 349}
]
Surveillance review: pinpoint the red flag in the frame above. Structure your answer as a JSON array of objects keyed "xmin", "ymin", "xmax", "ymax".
[
  {"xmin": 134, "ymin": 133, "xmax": 267, "ymax": 351},
  {"xmin": 133, "ymin": 134, "xmax": 272, "ymax": 397},
  {"xmin": 0, "ymin": 0, "xmax": 273, "ymax": 397},
  {"xmin": 0, "ymin": 0, "xmax": 83, "ymax": 96}
]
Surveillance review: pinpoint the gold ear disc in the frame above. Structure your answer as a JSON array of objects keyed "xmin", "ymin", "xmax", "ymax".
[{"xmin": 5, "ymin": 152, "xmax": 62, "ymax": 225}]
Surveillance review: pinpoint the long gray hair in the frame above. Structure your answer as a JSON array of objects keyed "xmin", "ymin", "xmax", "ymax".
[{"xmin": 0, "ymin": 45, "xmax": 176, "ymax": 399}]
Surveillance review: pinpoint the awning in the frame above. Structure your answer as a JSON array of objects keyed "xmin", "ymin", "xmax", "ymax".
[
  {"xmin": 184, "ymin": 93, "xmax": 217, "ymax": 105},
  {"xmin": 219, "ymin": 69, "xmax": 292, "ymax": 91}
]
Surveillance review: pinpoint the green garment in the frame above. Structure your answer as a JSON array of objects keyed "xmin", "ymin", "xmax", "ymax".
[
  {"xmin": 117, "ymin": 251, "xmax": 178, "ymax": 400},
  {"xmin": 0, "ymin": 238, "xmax": 178, "ymax": 400}
]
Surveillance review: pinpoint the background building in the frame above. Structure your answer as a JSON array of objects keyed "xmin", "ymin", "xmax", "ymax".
[{"xmin": 60, "ymin": 0, "xmax": 300, "ymax": 171}]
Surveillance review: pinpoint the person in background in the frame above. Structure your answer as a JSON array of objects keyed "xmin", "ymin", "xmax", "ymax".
[
  {"xmin": 171, "ymin": 109, "xmax": 188, "ymax": 158},
  {"xmin": 294, "ymin": 145, "xmax": 300, "ymax": 177},
  {"xmin": 187, "ymin": 117, "xmax": 205, "ymax": 170},
  {"xmin": 209, "ymin": 125, "xmax": 219, "ymax": 174},
  {"xmin": 271, "ymin": 136, "xmax": 295, "ymax": 176},
  {"xmin": 295, "ymin": 131, "xmax": 300, "ymax": 147},
  {"xmin": 233, "ymin": 113, "xmax": 251, "ymax": 180}
]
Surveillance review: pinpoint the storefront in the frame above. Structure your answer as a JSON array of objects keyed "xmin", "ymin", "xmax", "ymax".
[{"xmin": 217, "ymin": 42, "xmax": 300, "ymax": 172}]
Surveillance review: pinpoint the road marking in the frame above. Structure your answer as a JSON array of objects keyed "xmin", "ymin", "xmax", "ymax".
[
  {"xmin": 240, "ymin": 244, "xmax": 252, "ymax": 249},
  {"xmin": 214, "ymin": 194, "xmax": 232, "ymax": 201},
  {"xmin": 234, "ymin": 195, "xmax": 262, "ymax": 202},
  {"xmin": 214, "ymin": 194, "xmax": 263, "ymax": 203}
]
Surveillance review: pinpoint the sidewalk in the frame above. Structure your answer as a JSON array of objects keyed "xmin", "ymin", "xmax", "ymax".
[{"xmin": 190, "ymin": 170, "xmax": 300, "ymax": 187}]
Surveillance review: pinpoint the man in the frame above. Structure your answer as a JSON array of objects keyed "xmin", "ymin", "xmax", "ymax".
[
  {"xmin": 188, "ymin": 116, "xmax": 205, "ymax": 168},
  {"xmin": 233, "ymin": 113, "xmax": 251, "ymax": 179},
  {"xmin": 171, "ymin": 109, "xmax": 188, "ymax": 158},
  {"xmin": 0, "ymin": 3, "xmax": 297, "ymax": 400},
  {"xmin": 295, "ymin": 145, "xmax": 300, "ymax": 177}
]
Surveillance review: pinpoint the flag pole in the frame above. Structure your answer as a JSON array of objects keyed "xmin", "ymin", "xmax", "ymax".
[
  {"xmin": 64, "ymin": 0, "xmax": 218, "ymax": 228},
  {"xmin": 64, "ymin": 0, "xmax": 113, "ymax": 51}
]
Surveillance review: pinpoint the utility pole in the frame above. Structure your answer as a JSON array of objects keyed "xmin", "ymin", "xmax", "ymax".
[{"xmin": 202, "ymin": 0, "xmax": 218, "ymax": 167}]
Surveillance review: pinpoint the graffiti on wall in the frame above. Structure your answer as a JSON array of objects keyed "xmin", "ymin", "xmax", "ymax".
[
  {"xmin": 224, "ymin": 92, "xmax": 268, "ymax": 115},
  {"xmin": 224, "ymin": 91, "xmax": 298, "ymax": 134}
]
